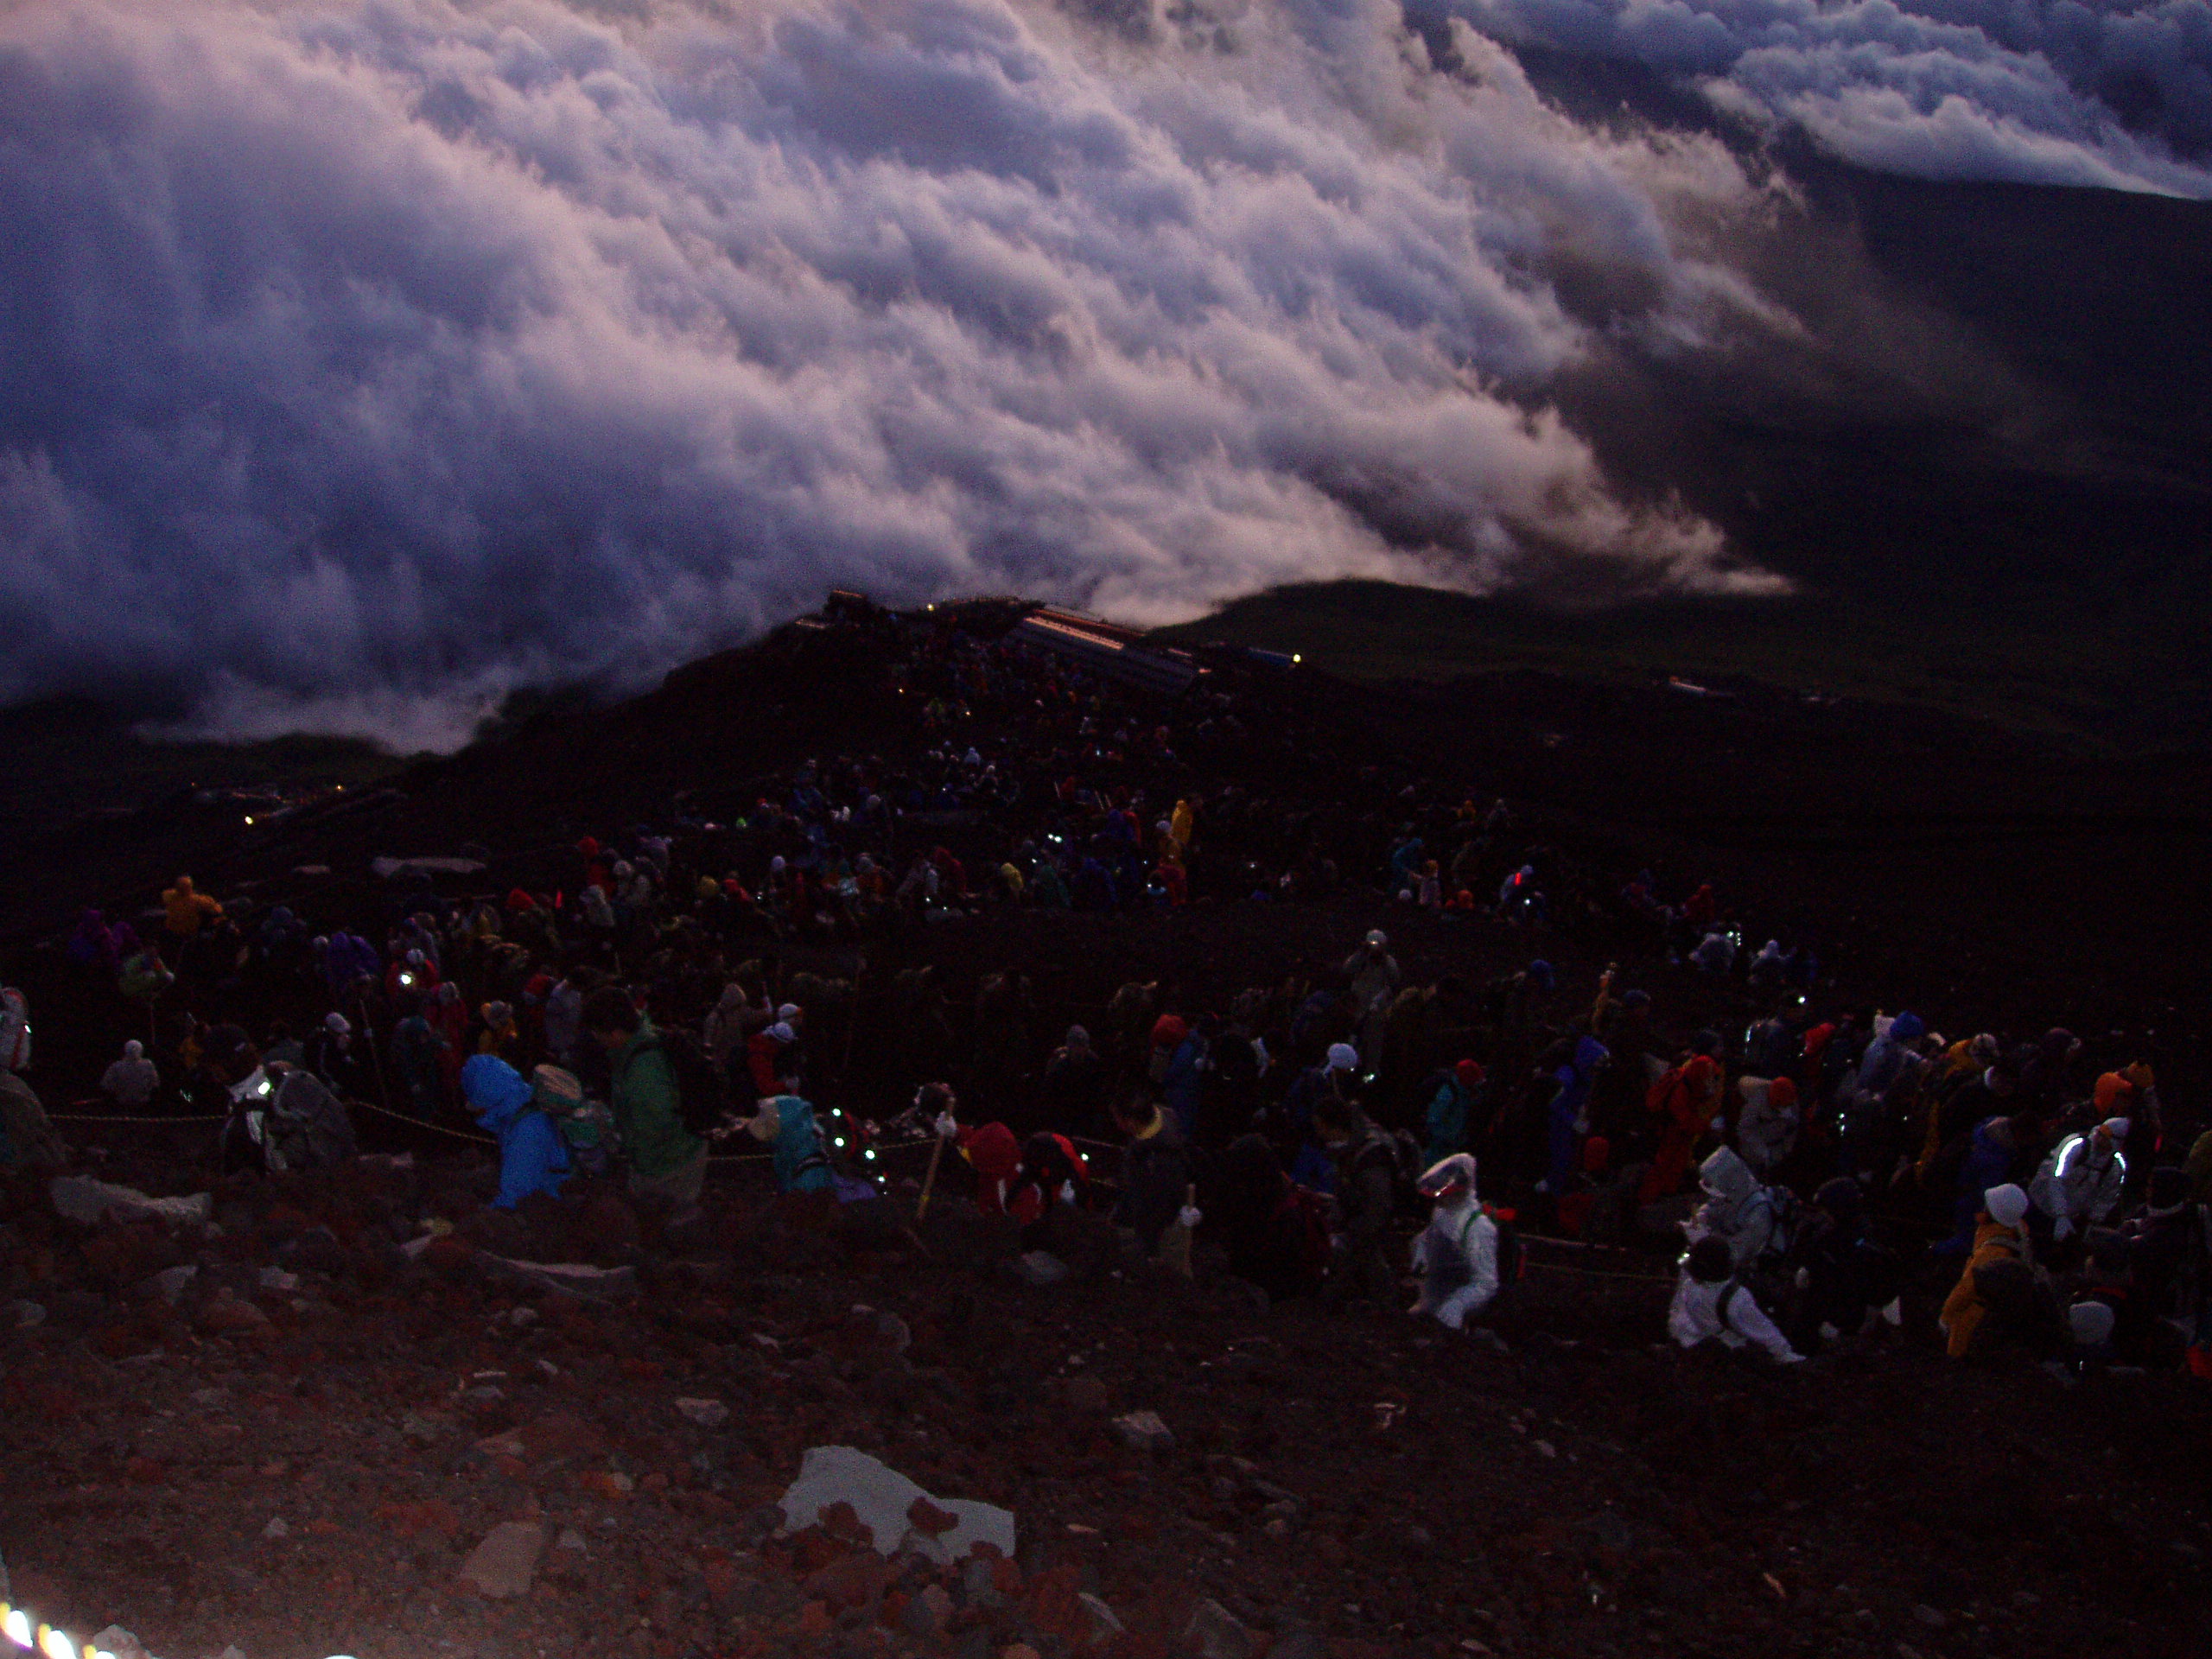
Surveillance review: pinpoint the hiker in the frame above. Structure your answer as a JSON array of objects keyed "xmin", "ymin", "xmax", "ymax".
[
  {"xmin": 389, "ymin": 996, "xmax": 448, "ymax": 1119},
  {"xmin": 208, "ymin": 1026, "xmax": 356, "ymax": 1174},
  {"xmin": 1421, "ymin": 1059, "xmax": 1481, "ymax": 1169},
  {"xmin": 1931, "ymin": 1112, "xmax": 2025, "ymax": 1257},
  {"xmin": 1313, "ymin": 1093, "xmax": 1398, "ymax": 1306},
  {"xmin": 1409, "ymin": 1154, "xmax": 1499, "ymax": 1330},
  {"xmin": 162, "ymin": 875, "xmax": 222, "ymax": 939},
  {"xmin": 534, "ymin": 1064, "xmax": 613, "ymax": 1178},
  {"xmin": 1735, "ymin": 1075, "xmax": 1800, "ymax": 1178},
  {"xmin": 584, "ymin": 988, "xmax": 707, "ymax": 1213},
  {"xmin": 957, "ymin": 1120, "xmax": 1025, "ymax": 1217},
  {"xmin": 2030, "ymin": 1117, "xmax": 2129, "ymax": 1247},
  {"xmin": 1789, "ymin": 1178, "xmax": 1898, "ymax": 1351},
  {"xmin": 744, "ymin": 1095, "xmax": 836, "ymax": 1196},
  {"xmin": 1344, "ymin": 931, "xmax": 1399, "ymax": 1061},
  {"xmin": 100, "ymin": 1040, "xmax": 161, "ymax": 1109},
  {"xmin": 1686, "ymin": 1145, "xmax": 1780, "ymax": 1275},
  {"xmin": 1151, "ymin": 1015, "xmax": 1207, "ymax": 1141},
  {"xmin": 1041, "ymin": 1026, "xmax": 1107, "ymax": 1133},
  {"xmin": 1669, "ymin": 1236, "xmax": 1802, "ymax": 1362},
  {"xmin": 1638, "ymin": 1052, "xmax": 1721, "ymax": 1205},
  {"xmin": 1110, "ymin": 1092, "xmax": 1191, "ymax": 1258},
  {"xmin": 1939, "ymin": 1183, "xmax": 2044, "ymax": 1359},
  {"xmin": 308, "ymin": 1012, "xmax": 372, "ymax": 1100},
  {"xmin": 1541, "ymin": 1035, "xmax": 1606, "ymax": 1196},
  {"xmin": 461, "ymin": 1054, "xmax": 570, "ymax": 1210}
]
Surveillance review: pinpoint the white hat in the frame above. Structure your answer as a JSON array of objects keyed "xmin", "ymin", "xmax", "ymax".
[
  {"xmin": 2100, "ymin": 1116, "xmax": 2132, "ymax": 1140},
  {"xmin": 1364, "ymin": 930, "xmax": 1388, "ymax": 947},
  {"xmin": 1984, "ymin": 1184, "xmax": 2030, "ymax": 1228},
  {"xmin": 766, "ymin": 1022, "xmax": 796, "ymax": 1045},
  {"xmin": 777, "ymin": 1002, "xmax": 801, "ymax": 1023},
  {"xmin": 324, "ymin": 1012, "xmax": 351, "ymax": 1034},
  {"xmin": 1325, "ymin": 1042, "xmax": 1359, "ymax": 1072}
]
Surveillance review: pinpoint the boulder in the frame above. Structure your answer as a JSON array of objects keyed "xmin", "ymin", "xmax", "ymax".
[
  {"xmin": 778, "ymin": 1445, "xmax": 1015, "ymax": 1565},
  {"xmin": 50, "ymin": 1177, "xmax": 211, "ymax": 1229}
]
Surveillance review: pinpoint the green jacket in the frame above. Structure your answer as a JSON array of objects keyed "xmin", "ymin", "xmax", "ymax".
[{"xmin": 611, "ymin": 1020, "xmax": 702, "ymax": 1180}]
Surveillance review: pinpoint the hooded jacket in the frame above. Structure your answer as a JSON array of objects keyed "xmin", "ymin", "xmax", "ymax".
[
  {"xmin": 1410, "ymin": 1154, "xmax": 1499, "ymax": 1328},
  {"xmin": 2031, "ymin": 1131, "xmax": 2126, "ymax": 1225},
  {"xmin": 961, "ymin": 1122, "xmax": 1024, "ymax": 1216},
  {"xmin": 1939, "ymin": 1213, "xmax": 2031, "ymax": 1359},
  {"xmin": 1689, "ymin": 1145, "xmax": 1776, "ymax": 1269},
  {"xmin": 756, "ymin": 1096, "xmax": 834, "ymax": 1196},
  {"xmin": 462, "ymin": 1055, "xmax": 570, "ymax": 1210},
  {"xmin": 1546, "ymin": 1036, "xmax": 1607, "ymax": 1189},
  {"xmin": 610, "ymin": 1019, "xmax": 703, "ymax": 1181},
  {"xmin": 1734, "ymin": 1077, "xmax": 1799, "ymax": 1176}
]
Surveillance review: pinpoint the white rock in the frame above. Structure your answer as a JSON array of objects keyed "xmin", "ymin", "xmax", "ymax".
[
  {"xmin": 49, "ymin": 1176, "xmax": 212, "ymax": 1228},
  {"xmin": 1112, "ymin": 1411, "xmax": 1174, "ymax": 1453},
  {"xmin": 261, "ymin": 1517, "xmax": 289, "ymax": 1540},
  {"xmin": 777, "ymin": 1445, "xmax": 1015, "ymax": 1565},
  {"xmin": 456, "ymin": 1520, "xmax": 547, "ymax": 1599},
  {"xmin": 479, "ymin": 1255, "xmax": 637, "ymax": 1302},
  {"xmin": 675, "ymin": 1397, "xmax": 729, "ymax": 1428}
]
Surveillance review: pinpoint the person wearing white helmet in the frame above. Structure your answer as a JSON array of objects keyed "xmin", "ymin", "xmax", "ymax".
[
  {"xmin": 100, "ymin": 1039, "xmax": 160, "ymax": 1109},
  {"xmin": 1410, "ymin": 1154, "xmax": 1500, "ymax": 1330}
]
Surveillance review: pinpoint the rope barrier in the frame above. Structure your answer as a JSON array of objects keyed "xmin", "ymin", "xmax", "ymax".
[
  {"xmin": 48, "ymin": 1111, "xmax": 224, "ymax": 1125},
  {"xmin": 346, "ymin": 1096, "xmax": 498, "ymax": 1145}
]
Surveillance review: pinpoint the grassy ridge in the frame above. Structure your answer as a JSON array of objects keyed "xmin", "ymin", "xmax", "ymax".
[{"xmin": 1154, "ymin": 581, "xmax": 2206, "ymax": 750}]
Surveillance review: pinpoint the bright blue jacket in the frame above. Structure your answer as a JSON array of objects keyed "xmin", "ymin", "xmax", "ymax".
[
  {"xmin": 462, "ymin": 1055, "xmax": 570, "ymax": 1210},
  {"xmin": 766, "ymin": 1095, "xmax": 836, "ymax": 1195},
  {"xmin": 1162, "ymin": 1035, "xmax": 1207, "ymax": 1138}
]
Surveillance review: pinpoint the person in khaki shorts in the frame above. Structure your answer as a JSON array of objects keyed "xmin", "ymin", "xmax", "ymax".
[{"xmin": 583, "ymin": 987, "xmax": 706, "ymax": 1217}]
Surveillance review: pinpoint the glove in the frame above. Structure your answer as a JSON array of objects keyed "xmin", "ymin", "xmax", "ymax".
[
  {"xmin": 1058, "ymin": 1180, "xmax": 1077, "ymax": 1205},
  {"xmin": 934, "ymin": 1112, "xmax": 959, "ymax": 1140},
  {"xmin": 1179, "ymin": 1205, "xmax": 1203, "ymax": 1230},
  {"xmin": 2053, "ymin": 1216, "xmax": 2074, "ymax": 1242}
]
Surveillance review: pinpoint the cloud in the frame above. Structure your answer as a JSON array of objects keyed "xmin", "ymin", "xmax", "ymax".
[
  {"xmin": 0, "ymin": 0, "xmax": 1806, "ymax": 747},
  {"xmin": 1434, "ymin": 0, "xmax": 2212, "ymax": 194}
]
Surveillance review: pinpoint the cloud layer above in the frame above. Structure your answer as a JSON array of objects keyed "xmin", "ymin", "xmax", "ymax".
[
  {"xmin": 1442, "ymin": 0, "xmax": 2212, "ymax": 194},
  {"xmin": 0, "ymin": 0, "xmax": 1806, "ymax": 746},
  {"xmin": 6, "ymin": 0, "xmax": 2196, "ymax": 747}
]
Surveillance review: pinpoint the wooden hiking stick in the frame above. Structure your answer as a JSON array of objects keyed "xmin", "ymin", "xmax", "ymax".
[{"xmin": 915, "ymin": 1129, "xmax": 949, "ymax": 1219}]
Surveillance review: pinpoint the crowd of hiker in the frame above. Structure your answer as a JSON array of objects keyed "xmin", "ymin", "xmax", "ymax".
[{"xmin": 3, "ymin": 608, "xmax": 2208, "ymax": 1383}]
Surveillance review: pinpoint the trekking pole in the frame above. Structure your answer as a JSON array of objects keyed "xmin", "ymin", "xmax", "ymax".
[
  {"xmin": 915, "ymin": 1130, "xmax": 949, "ymax": 1220},
  {"xmin": 357, "ymin": 983, "xmax": 395, "ymax": 1114}
]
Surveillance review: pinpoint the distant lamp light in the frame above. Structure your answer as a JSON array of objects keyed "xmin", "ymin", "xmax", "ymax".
[
  {"xmin": 1291, "ymin": 653, "xmax": 1302, "ymax": 664},
  {"xmin": 3, "ymin": 1607, "xmax": 29, "ymax": 1647}
]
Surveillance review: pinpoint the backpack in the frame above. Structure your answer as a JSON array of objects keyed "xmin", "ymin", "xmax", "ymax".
[
  {"xmin": 1751, "ymin": 1185, "xmax": 1803, "ymax": 1265},
  {"xmin": 1485, "ymin": 1204, "xmax": 1526, "ymax": 1296},
  {"xmin": 1427, "ymin": 1204, "xmax": 1522, "ymax": 1303},
  {"xmin": 646, "ymin": 1027, "xmax": 728, "ymax": 1135}
]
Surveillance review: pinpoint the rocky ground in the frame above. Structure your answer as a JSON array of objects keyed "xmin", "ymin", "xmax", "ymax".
[{"xmin": 3, "ymin": 1130, "xmax": 2209, "ymax": 1659}]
